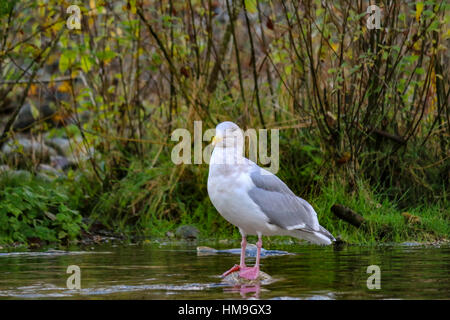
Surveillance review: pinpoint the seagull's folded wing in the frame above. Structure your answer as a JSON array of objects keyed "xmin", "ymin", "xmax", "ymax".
[{"xmin": 248, "ymin": 167, "xmax": 320, "ymax": 232}]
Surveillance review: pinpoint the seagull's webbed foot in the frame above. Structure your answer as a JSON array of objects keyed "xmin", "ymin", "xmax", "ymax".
[{"xmin": 238, "ymin": 266, "xmax": 260, "ymax": 280}]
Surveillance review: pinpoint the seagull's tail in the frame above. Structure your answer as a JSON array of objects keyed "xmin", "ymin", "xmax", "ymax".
[{"xmin": 290, "ymin": 225, "xmax": 336, "ymax": 245}]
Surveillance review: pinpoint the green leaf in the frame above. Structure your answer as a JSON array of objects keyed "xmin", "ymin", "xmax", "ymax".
[
  {"xmin": 96, "ymin": 50, "xmax": 117, "ymax": 61},
  {"xmin": 29, "ymin": 103, "xmax": 40, "ymax": 120},
  {"xmin": 58, "ymin": 231, "xmax": 67, "ymax": 239},
  {"xmin": 80, "ymin": 55, "xmax": 93, "ymax": 73},
  {"xmin": 59, "ymin": 50, "xmax": 77, "ymax": 73},
  {"xmin": 426, "ymin": 20, "xmax": 439, "ymax": 32},
  {"xmin": 59, "ymin": 54, "xmax": 69, "ymax": 73},
  {"xmin": 415, "ymin": 67, "xmax": 425, "ymax": 75},
  {"xmin": 245, "ymin": 0, "xmax": 257, "ymax": 14}
]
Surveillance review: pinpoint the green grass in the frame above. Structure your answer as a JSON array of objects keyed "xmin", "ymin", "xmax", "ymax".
[
  {"xmin": 311, "ymin": 180, "xmax": 449, "ymax": 244},
  {"xmin": 82, "ymin": 162, "xmax": 449, "ymax": 245},
  {"xmin": 0, "ymin": 161, "xmax": 448, "ymax": 247}
]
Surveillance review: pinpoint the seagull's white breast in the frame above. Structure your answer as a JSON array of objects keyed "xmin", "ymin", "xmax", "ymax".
[
  {"xmin": 207, "ymin": 147, "xmax": 279, "ymax": 235},
  {"xmin": 208, "ymin": 170, "xmax": 273, "ymax": 235}
]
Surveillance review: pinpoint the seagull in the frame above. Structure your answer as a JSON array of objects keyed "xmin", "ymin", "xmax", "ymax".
[{"xmin": 207, "ymin": 121, "xmax": 335, "ymax": 280}]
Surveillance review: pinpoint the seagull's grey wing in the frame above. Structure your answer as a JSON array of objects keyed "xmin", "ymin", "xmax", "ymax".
[
  {"xmin": 248, "ymin": 168, "xmax": 320, "ymax": 231},
  {"xmin": 249, "ymin": 167, "xmax": 295, "ymax": 196}
]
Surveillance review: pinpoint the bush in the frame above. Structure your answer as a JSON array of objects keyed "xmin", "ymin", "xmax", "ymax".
[{"xmin": 0, "ymin": 173, "xmax": 85, "ymax": 244}]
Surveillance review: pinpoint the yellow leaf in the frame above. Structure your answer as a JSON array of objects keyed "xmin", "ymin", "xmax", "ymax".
[
  {"xmin": 331, "ymin": 43, "xmax": 339, "ymax": 52},
  {"xmin": 58, "ymin": 81, "xmax": 71, "ymax": 93},
  {"xmin": 30, "ymin": 84, "xmax": 38, "ymax": 96},
  {"xmin": 416, "ymin": 2, "xmax": 424, "ymax": 22},
  {"xmin": 413, "ymin": 40, "xmax": 422, "ymax": 52},
  {"xmin": 245, "ymin": 0, "xmax": 257, "ymax": 14}
]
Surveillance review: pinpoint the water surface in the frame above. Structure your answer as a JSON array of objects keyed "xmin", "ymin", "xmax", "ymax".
[{"xmin": 0, "ymin": 241, "xmax": 448, "ymax": 299}]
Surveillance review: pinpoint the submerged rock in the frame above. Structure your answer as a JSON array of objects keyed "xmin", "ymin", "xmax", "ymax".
[
  {"xmin": 222, "ymin": 270, "xmax": 273, "ymax": 286},
  {"xmin": 197, "ymin": 244, "xmax": 291, "ymax": 257}
]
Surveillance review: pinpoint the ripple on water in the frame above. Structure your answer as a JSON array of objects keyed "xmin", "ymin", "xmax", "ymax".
[
  {"xmin": 0, "ymin": 244, "xmax": 448, "ymax": 299},
  {"xmin": 0, "ymin": 282, "xmax": 232, "ymax": 299},
  {"xmin": 0, "ymin": 250, "xmax": 112, "ymax": 258}
]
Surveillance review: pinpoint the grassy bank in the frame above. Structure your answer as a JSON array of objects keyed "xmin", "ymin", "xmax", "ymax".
[{"xmin": 1, "ymin": 166, "xmax": 448, "ymax": 247}]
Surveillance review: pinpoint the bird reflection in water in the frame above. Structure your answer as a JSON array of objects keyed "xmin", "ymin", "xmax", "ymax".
[
  {"xmin": 222, "ymin": 270, "xmax": 273, "ymax": 299},
  {"xmin": 225, "ymin": 283, "xmax": 262, "ymax": 299}
]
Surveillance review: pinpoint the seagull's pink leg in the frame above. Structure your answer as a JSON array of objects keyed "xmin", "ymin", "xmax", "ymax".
[
  {"xmin": 239, "ymin": 236, "xmax": 247, "ymax": 268},
  {"xmin": 222, "ymin": 235, "xmax": 247, "ymax": 277},
  {"xmin": 239, "ymin": 235, "xmax": 262, "ymax": 280}
]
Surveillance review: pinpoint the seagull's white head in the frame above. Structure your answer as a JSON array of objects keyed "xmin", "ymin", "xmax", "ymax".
[{"xmin": 212, "ymin": 121, "xmax": 243, "ymax": 150}]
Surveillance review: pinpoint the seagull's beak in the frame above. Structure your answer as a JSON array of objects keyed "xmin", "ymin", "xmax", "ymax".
[{"xmin": 212, "ymin": 136, "xmax": 222, "ymax": 146}]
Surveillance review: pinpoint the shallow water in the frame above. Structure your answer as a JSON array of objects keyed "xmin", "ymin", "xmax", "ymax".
[{"xmin": 0, "ymin": 241, "xmax": 448, "ymax": 299}]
